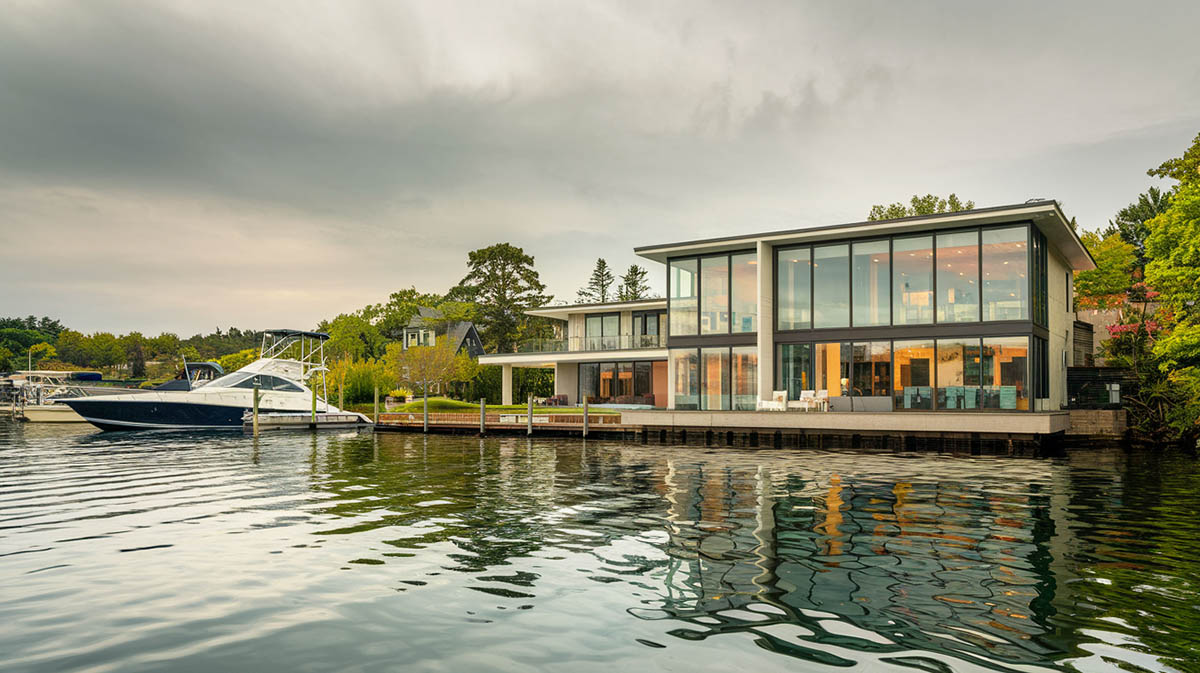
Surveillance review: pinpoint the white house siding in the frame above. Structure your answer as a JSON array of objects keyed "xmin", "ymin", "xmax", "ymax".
[
  {"xmin": 568, "ymin": 313, "xmax": 585, "ymax": 350},
  {"xmin": 757, "ymin": 241, "xmax": 774, "ymax": 403},
  {"xmin": 1046, "ymin": 245, "xmax": 1073, "ymax": 411},
  {"xmin": 554, "ymin": 362, "xmax": 579, "ymax": 405}
]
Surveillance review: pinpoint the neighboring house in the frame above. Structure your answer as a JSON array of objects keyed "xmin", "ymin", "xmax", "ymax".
[
  {"xmin": 481, "ymin": 200, "xmax": 1095, "ymax": 418},
  {"xmin": 400, "ymin": 307, "xmax": 485, "ymax": 358}
]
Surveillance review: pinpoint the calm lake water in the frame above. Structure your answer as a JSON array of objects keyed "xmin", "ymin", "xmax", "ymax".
[{"xmin": 2, "ymin": 423, "xmax": 1198, "ymax": 673}]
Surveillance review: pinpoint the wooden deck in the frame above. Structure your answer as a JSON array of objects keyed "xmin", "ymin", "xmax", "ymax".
[{"xmin": 374, "ymin": 411, "xmax": 640, "ymax": 437}]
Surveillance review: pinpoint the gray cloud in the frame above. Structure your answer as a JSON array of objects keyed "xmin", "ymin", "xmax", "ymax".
[{"xmin": 1, "ymin": 0, "xmax": 1198, "ymax": 334}]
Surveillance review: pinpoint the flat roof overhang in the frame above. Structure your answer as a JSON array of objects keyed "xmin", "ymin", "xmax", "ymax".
[
  {"xmin": 525, "ymin": 298, "xmax": 667, "ymax": 322},
  {"xmin": 479, "ymin": 348, "xmax": 669, "ymax": 367},
  {"xmin": 634, "ymin": 200, "xmax": 1096, "ymax": 271}
]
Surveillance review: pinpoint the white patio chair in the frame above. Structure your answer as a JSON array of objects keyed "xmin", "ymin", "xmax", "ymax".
[
  {"xmin": 799, "ymin": 389, "xmax": 816, "ymax": 412},
  {"xmin": 814, "ymin": 390, "xmax": 830, "ymax": 411}
]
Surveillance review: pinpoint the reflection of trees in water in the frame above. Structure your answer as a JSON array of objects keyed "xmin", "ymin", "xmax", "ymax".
[{"xmin": 301, "ymin": 435, "xmax": 1199, "ymax": 671}]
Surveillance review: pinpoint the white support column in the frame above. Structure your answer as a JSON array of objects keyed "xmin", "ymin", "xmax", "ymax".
[
  {"xmin": 502, "ymin": 364, "xmax": 514, "ymax": 405},
  {"xmin": 757, "ymin": 240, "xmax": 774, "ymax": 404},
  {"xmin": 554, "ymin": 362, "xmax": 578, "ymax": 405}
]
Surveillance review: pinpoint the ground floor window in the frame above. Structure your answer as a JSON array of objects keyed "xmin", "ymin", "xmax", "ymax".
[
  {"xmin": 775, "ymin": 334, "xmax": 1031, "ymax": 412},
  {"xmin": 580, "ymin": 360, "xmax": 659, "ymax": 405},
  {"xmin": 672, "ymin": 346, "xmax": 758, "ymax": 411}
]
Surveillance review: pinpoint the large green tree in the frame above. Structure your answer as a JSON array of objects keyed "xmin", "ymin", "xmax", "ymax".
[
  {"xmin": 1074, "ymin": 231, "xmax": 1136, "ymax": 309},
  {"xmin": 577, "ymin": 258, "xmax": 615, "ymax": 303},
  {"xmin": 1105, "ymin": 186, "xmax": 1172, "ymax": 269},
  {"xmin": 365, "ymin": 287, "xmax": 444, "ymax": 340},
  {"xmin": 867, "ymin": 193, "xmax": 974, "ymax": 221},
  {"xmin": 321, "ymin": 313, "xmax": 387, "ymax": 361},
  {"xmin": 456, "ymin": 243, "xmax": 550, "ymax": 353}
]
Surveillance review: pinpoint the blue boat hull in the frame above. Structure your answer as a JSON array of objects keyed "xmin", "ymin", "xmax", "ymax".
[{"xmin": 61, "ymin": 399, "xmax": 286, "ymax": 431}]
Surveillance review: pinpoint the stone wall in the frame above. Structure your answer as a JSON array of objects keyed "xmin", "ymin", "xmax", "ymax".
[{"xmin": 1066, "ymin": 409, "xmax": 1127, "ymax": 437}]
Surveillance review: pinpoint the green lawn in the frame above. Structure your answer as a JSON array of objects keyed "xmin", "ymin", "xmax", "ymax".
[{"xmin": 341, "ymin": 397, "xmax": 619, "ymax": 415}]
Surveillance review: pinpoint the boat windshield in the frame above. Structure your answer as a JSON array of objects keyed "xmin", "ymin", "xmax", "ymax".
[{"xmin": 204, "ymin": 371, "xmax": 304, "ymax": 392}]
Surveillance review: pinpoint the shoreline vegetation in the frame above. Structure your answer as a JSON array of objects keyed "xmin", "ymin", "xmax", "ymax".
[{"xmin": 5, "ymin": 137, "xmax": 1200, "ymax": 449}]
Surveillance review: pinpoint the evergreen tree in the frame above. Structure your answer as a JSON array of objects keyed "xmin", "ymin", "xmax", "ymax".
[
  {"xmin": 1105, "ymin": 186, "xmax": 1172, "ymax": 269},
  {"xmin": 457, "ymin": 243, "xmax": 551, "ymax": 353},
  {"xmin": 577, "ymin": 258, "xmax": 615, "ymax": 303},
  {"xmin": 616, "ymin": 264, "xmax": 652, "ymax": 301},
  {"xmin": 868, "ymin": 193, "xmax": 974, "ymax": 221}
]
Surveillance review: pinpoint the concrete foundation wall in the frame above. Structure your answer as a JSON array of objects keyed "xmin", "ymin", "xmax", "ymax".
[
  {"xmin": 623, "ymin": 408, "xmax": 1071, "ymax": 436},
  {"xmin": 1066, "ymin": 409, "xmax": 1127, "ymax": 436}
]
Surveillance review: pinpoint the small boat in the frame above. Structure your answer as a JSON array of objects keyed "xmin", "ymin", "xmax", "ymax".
[
  {"xmin": 62, "ymin": 330, "xmax": 365, "ymax": 431},
  {"xmin": 4, "ymin": 371, "xmax": 120, "ymax": 423}
]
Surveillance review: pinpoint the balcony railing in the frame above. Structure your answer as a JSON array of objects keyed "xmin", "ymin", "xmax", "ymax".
[{"xmin": 514, "ymin": 334, "xmax": 665, "ymax": 354}]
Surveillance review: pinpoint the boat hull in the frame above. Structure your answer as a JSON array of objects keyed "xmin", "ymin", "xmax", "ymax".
[
  {"xmin": 21, "ymin": 405, "xmax": 87, "ymax": 423},
  {"xmin": 62, "ymin": 398, "xmax": 287, "ymax": 431}
]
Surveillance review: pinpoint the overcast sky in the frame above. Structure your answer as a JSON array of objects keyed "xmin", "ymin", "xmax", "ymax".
[{"xmin": 2, "ymin": 1, "xmax": 1197, "ymax": 336}]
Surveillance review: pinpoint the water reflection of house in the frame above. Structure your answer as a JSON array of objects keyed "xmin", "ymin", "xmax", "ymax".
[{"xmin": 651, "ymin": 454, "xmax": 1066, "ymax": 668}]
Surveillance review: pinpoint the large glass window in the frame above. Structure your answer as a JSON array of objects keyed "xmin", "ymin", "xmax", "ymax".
[
  {"xmin": 815, "ymin": 342, "xmax": 848, "ymax": 398},
  {"xmin": 584, "ymin": 313, "xmax": 620, "ymax": 350},
  {"xmin": 851, "ymin": 342, "xmax": 891, "ymax": 398},
  {"xmin": 669, "ymin": 259, "xmax": 698, "ymax": 336},
  {"xmin": 731, "ymin": 346, "xmax": 757, "ymax": 411},
  {"xmin": 852, "ymin": 241, "xmax": 890, "ymax": 326},
  {"xmin": 893, "ymin": 236, "xmax": 933, "ymax": 325},
  {"xmin": 894, "ymin": 340, "xmax": 934, "ymax": 410},
  {"xmin": 633, "ymin": 311, "xmax": 662, "ymax": 347},
  {"xmin": 700, "ymin": 347, "xmax": 730, "ymax": 410},
  {"xmin": 778, "ymin": 343, "xmax": 813, "ymax": 401},
  {"xmin": 670, "ymin": 349, "xmax": 699, "ymax": 410},
  {"xmin": 813, "ymin": 245, "xmax": 850, "ymax": 328},
  {"xmin": 615, "ymin": 362, "xmax": 634, "ymax": 401},
  {"xmin": 983, "ymin": 337, "xmax": 1030, "ymax": 410},
  {"xmin": 598, "ymin": 362, "xmax": 616, "ymax": 402},
  {"xmin": 936, "ymin": 230, "xmax": 980, "ymax": 323},
  {"xmin": 700, "ymin": 256, "xmax": 729, "ymax": 335},
  {"xmin": 777, "ymin": 248, "xmax": 811, "ymax": 330},
  {"xmin": 634, "ymin": 362, "xmax": 653, "ymax": 400},
  {"xmin": 982, "ymin": 226, "xmax": 1028, "ymax": 321},
  {"xmin": 936, "ymin": 338, "xmax": 982, "ymax": 410},
  {"xmin": 579, "ymin": 363, "xmax": 599, "ymax": 403},
  {"xmin": 730, "ymin": 253, "xmax": 757, "ymax": 333}
]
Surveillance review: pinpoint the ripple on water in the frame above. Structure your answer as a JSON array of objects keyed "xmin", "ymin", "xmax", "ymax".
[{"xmin": 0, "ymin": 423, "xmax": 1198, "ymax": 672}]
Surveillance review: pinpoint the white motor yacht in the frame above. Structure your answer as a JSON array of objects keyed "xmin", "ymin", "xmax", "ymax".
[{"xmin": 63, "ymin": 330, "xmax": 354, "ymax": 431}]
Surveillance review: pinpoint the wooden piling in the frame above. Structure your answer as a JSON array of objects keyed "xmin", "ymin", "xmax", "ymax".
[
  {"xmin": 373, "ymin": 386, "xmax": 379, "ymax": 423},
  {"xmin": 527, "ymin": 394, "xmax": 533, "ymax": 436},
  {"xmin": 479, "ymin": 398, "xmax": 486, "ymax": 435},
  {"xmin": 423, "ymin": 392, "xmax": 429, "ymax": 433},
  {"xmin": 310, "ymin": 387, "xmax": 316, "ymax": 424},
  {"xmin": 582, "ymin": 396, "xmax": 589, "ymax": 438},
  {"xmin": 252, "ymin": 384, "xmax": 260, "ymax": 436}
]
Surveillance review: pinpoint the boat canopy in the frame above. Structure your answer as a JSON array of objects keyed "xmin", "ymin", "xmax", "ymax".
[{"xmin": 264, "ymin": 329, "xmax": 330, "ymax": 341}]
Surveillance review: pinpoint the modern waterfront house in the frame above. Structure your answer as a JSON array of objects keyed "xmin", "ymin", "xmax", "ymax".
[{"xmin": 480, "ymin": 200, "xmax": 1094, "ymax": 437}]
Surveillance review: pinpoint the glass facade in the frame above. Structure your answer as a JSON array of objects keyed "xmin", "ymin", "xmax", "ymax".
[
  {"xmin": 815, "ymin": 342, "xmax": 848, "ymax": 398},
  {"xmin": 731, "ymin": 346, "xmax": 757, "ymax": 411},
  {"xmin": 700, "ymin": 347, "xmax": 730, "ymax": 410},
  {"xmin": 936, "ymin": 230, "xmax": 979, "ymax": 323},
  {"xmin": 982, "ymin": 337, "xmax": 1029, "ymax": 410},
  {"xmin": 730, "ymin": 253, "xmax": 757, "ymax": 333},
  {"xmin": 852, "ymin": 241, "xmax": 889, "ymax": 326},
  {"xmin": 777, "ymin": 343, "xmax": 812, "ymax": 401},
  {"xmin": 813, "ymin": 244, "xmax": 850, "ymax": 328},
  {"xmin": 776, "ymin": 248, "xmax": 811, "ymax": 330},
  {"xmin": 669, "ymin": 258, "xmax": 698, "ymax": 336},
  {"xmin": 936, "ymin": 338, "xmax": 982, "ymax": 410},
  {"xmin": 580, "ymin": 361, "xmax": 659, "ymax": 405},
  {"xmin": 668, "ymin": 252, "xmax": 757, "ymax": 337},
  {"xmin": 585, "ymin": 313, "xmax": 621, "ymax": 350},
  {"xmin": 893, "ymin": 340, "xmax": 934, "ymax": 410},
  {"xmin": 982, "ymin": 226, "xmax": 1028, "ymax": 321},
  {"xmin": 851, "ymin": 341, "xmax": 891, "ymax": 398},
  {"xmin": 670, "ymin": 349, "xmax": 699, "ymax": 410},
  {"xmin": 892, "ymin": 236, "xmax": 933, "ymax": 325},
  {"xmin": 700, "ymin": 256, "xmax": 729, "ymax": 335}
]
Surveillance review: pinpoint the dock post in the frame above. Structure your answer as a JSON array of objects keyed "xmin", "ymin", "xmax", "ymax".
[
  {"xmin": 252, "ymin": 384, "xmax": 260, "ymax": 436},
  {"xmin": 423, "ymin": 392, "xmax": 429, "ymax": 433},
  {"xmin": 527, "ymin": 393, "xmax": 533, "ymax": 436},
  {"xmin": 373, "ymin": 386, "xmax": 379, "ymax": 423},
  {"xmin": 339, "ymin": 384, "xmax": 344, "ymax": 412},
  {"xmin": 582, "ymin": 396, "xmax": 589, "ymax": 439},
  {"xmin": 311, "ymin": 387, "xmax": 317, "ymax": 424},
  {"xmin": 480, "ymin": 398, "xmax": 486, "ymax": 435}
]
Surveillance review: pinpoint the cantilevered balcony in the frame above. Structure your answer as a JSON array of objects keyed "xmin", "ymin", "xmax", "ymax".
[{"xmin": 514, "ymin": 334, "xmax": 665, "ymax": 354}]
